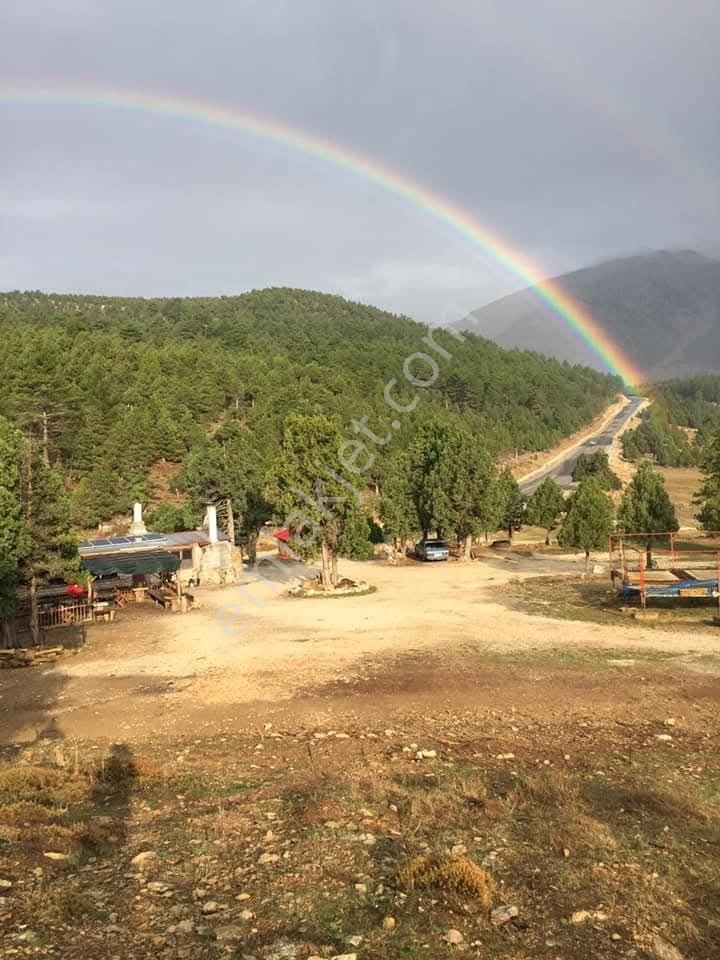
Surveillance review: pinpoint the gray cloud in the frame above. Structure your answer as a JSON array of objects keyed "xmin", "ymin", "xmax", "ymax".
[{"xmin": 2, "ymin": 1, "xmax": 718, "ymax": 321}]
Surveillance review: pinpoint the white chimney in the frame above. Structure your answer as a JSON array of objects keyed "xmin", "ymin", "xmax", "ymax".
[
  {"xmin": 206, "ymin": 504, "xmax": 218, "ymax": 545},
  {"xmin": 129, "ymin": 501, "xmax": 147, "ymax": 536}
]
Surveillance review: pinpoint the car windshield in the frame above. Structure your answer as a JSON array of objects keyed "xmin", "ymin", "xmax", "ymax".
[{"xmin": 425, "ymin": 540, "xmax": 448, "ymax": 548}]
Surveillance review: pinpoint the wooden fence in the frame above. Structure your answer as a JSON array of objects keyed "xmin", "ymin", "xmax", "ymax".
[
  {"xmin": 39, "ymin": 603, "xmax": 93, "ymax": 629},
  {"xmin": 10, "ymin": 603, "xmax": 93, "ymax": 639}
]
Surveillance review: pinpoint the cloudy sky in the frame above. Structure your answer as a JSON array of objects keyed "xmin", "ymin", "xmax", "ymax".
[{"xmin": 2, "ymin": 1, "xmax": 718, "ymax": 322}]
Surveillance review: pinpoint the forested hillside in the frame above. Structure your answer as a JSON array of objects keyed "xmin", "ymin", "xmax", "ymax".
[
  {"xmin": 0, "ymin": 288, "xmax": 619, "ymax": 528},
  {"xmin": 622, "ymin": 375, "xmax": 720, "ymax": 467}
]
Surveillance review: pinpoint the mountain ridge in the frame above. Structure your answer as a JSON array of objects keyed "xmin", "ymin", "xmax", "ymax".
[{"xmin": 454, "ymin": 250, "xmax": 720, "ymax": 381}]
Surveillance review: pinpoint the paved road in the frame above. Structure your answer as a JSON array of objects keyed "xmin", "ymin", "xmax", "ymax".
[{"xmin": 520, "ymin": 397, "xmax": 646, "ymax": 496}]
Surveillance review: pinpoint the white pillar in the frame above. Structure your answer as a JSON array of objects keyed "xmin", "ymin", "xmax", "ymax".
[
  {"xmin": 206, "ymin": 504, "xmax": 218, "ymax": 544},
  {"xmin": 130, "ymin": 501, "xmax": 147, "ymax": 536}
]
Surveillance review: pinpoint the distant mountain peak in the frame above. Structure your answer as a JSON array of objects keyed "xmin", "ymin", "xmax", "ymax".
[{"xmin": 454, "ymin": 250, "xmax": 720, "ymax": 381}]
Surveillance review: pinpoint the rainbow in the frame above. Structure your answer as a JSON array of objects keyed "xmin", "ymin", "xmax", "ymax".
[{"xmin": 0, "ymin": 83, "xmax": 644, "ymax": 390}]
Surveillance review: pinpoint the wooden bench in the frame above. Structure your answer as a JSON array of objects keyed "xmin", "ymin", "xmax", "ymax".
[{"xmin": 148, "ymin": 589, "xmax": 174, "ymax": 610}]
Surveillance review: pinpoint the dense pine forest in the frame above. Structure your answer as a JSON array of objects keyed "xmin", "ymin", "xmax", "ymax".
[
  {"xmin": 622, "ymin": 375, "xmax": 720, "ymax": 467},
  {"xmin": 0, "ymin": 288, "xmax": 619, "ymax": 530}
]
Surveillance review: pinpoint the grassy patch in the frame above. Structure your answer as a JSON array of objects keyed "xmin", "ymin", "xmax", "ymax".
[
  {"xmin": 1, "ymin": 724, "xmax": 719, "ymax": 958},
  {"xmin": 496, "ymin": 574, "xmax": 720, "ymax": 631}
]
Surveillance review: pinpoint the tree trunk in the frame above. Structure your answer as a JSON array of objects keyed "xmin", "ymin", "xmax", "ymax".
[
  {"xmin": 584, "ymin": 549, "xmax": 591, "ymax": 575},
  {"xmin": 29, "ymin": 573, "xmax": 41, "ymax": 648},
  {"xmin": 463, "ymin": 534, "xmax": 473, "ymax": 561},
  {"xmin": 545, "ymin": 530, "xmax": 551, "ymax": 546},
  {"xmin": 226, "ymin": 497, "xmax": 235, "ymax": 545},
  {"xmin": 330, "ymin": 551, "xmax": 338, "ymax": 588},
  {"xmin": 41, "ymin": 410, "xmax": 50, "ymax": 467},
  {"xmin": 1, "ymin": 618, "xmax": 15, "ymax": 650},
  {"xmin": 320, "ymin": 541, "xmax": 331, "ymax": 590},
  {"xmin": 247, "ymin": 531, "xmax": 258, "ymax": 564},
  {"xmin": 508, "ymin": 523, "xmax": 513, "ymax": 541}
]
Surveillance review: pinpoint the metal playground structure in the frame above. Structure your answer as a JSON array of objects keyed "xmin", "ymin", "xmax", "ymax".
[{"xmin": 609, "ymin": 531, "xmax": 720, "ymax": 611}]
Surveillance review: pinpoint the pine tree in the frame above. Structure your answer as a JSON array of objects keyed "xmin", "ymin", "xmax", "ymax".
[
  {"xmin": 71, "ymin": 462, "xmax": 124, "ymax": 528},
  {"xmin": 558, "ymin": 478, "xmax": 615, "ymax": 572},
  {"xmin": 23, "ymin": 450, "xmax": 81, "ymax": 645},
  {"xmin": 337, "ymin": 510, "xmax": 374, "ymax": 560},
  {"xmin": 0, "ymin": 418, "xmax": 28, "ymax": 646},
  {"xmin": 495, "ymin": 468, "xmax": 525, "ymax": 541},
  {"xmin": 145, "ymin": 502, "xmax": 197, "ymax": 533},
  {"xmin": 526, "ymin": 477, "xmax": 566, "ymax": 545},
  {"xmin": 436, "ymin": 424, "xmax": 498, "ymax": 558},
  {"xmin": 379, "ymin": 453, "xmax": 416, "ymax": 550},
  {"xmin": 618, "ymin": 461, "xmax": 679, "ymax": 563},
  {"xmin": 183, "ymin": 425, "xmax": 273, "ymax": 561},
  {"xmin": 407, "ymin": 420, "xmax": 452, "ymax": 539},
  {"xmin": 268, "ymin": 413, "xmax": 361, "ymax": 588},
  {"xmin": 571, "ymin": 450, "xmax": 621, "ymax": 490},
  {"xmin": 695, "ymin": 431, "xmax": 720, "ymax": 530}
]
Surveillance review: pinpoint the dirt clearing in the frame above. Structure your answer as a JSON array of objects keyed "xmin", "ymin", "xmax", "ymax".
[{"xmin": 1, "ymin": 556, "xmax": 719, "ymax": 958}]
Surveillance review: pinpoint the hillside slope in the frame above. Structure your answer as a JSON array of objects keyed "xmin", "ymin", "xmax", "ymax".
[
  {"xmin": 456, "ymin": 251, "xmax": 720, "ymax": 380},
  {"xmin": 0, "ymin": 288, "xmax": 619, "ymax": 522}
]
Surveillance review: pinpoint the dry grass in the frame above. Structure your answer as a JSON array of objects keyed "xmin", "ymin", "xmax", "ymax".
[
  {"xmin": 1, "ymin": 720, "xmax": 719, "ymax": 960},
  {"xmin": 656, "ymin": 465, "xmax": 705, "ymax": 529},
  {"xmin": 37, "ymin": 887, "xmax": 98, "ymax": 923},
  {"xmin": 497, "ymin": 573, "xmax": 720, "ymax": 631},
  {"xmin": 517, "ymin": 767, "xmax": 578, "ymax": 806},
  {"xmin": 398, "ymin": 854, "xmax": 494, "ymax": 906}
]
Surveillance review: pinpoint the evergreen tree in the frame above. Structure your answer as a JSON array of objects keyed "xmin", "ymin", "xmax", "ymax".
[
  {"xmin": 495, "ymin": 468, "xmax": 525, "ymax": 540},
  {"xmin": 23, "ymin": 451, "xmax": 81, "ymax": 645},
  {"xmin": 71, "ymin": 462, "xmax": 124, "ymax": 528},
  {"xmin": 337, "ymin": 510, "xmax": 374, "ymax": 560},
  {"xmin": 379, "ymin": 453, "xmax": 417, "ymax": 550},
  {"xmin": 407, "ymin": 420, "xmax": 451, "ymax": 539},
  {"xmin": 618, "ymin": 461, "xmax": 679, "ymax": 563},
  {"xmin": 183, "ymin": 425, "xmax": 274, "ymax": 560},
  {"xmin": 695, "ymin": 430, "xmax": 720, "ymax": 530},
  {"xmin": 558, "ymin": 478, "xmax": 615, "ymax": 572},
  {"xmin": 571, "ymin": 450, "xmax": 621, "ymax": 490},
  {"xmin": 146, "ymin": 502, "xmax": 197, "ymax": 533},
  {"xmin": 268, "ymin": 413, "xmax": 361, "ymax": 588},
  {"xmin": 436, "ymin": 425, "xmax": 498, "ymax": 558},
  {"xmin": 526, "ymin": 477, "xmax": 566, "ymax": 545},
  {"xmin": 0, "ymin": 418, "xmax": 28, "ymax": 646}
]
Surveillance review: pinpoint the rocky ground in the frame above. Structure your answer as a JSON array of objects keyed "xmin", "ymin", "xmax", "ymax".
[{"xmin": 1, "ymin": 557, "xmax": 719, "ymax": 959}]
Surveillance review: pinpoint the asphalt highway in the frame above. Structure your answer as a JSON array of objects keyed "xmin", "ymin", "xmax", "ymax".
[{"xmin": 520, "ymin": 396, "xmax": 646, "ymax": 496}]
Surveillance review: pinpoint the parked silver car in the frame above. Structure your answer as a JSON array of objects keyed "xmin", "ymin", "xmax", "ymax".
[{"xmin": 415, "ymin": 539, "xmax": 450, "ymax": 561}]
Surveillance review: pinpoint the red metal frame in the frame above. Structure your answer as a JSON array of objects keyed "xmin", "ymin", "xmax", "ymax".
[{"xmin": 609, "ymin": 531, "xmax": 720, "ymax": 608}]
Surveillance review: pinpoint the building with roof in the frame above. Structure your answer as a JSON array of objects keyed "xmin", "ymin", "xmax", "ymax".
[{"xmin": 79, "ymin": 504, "xmax": 238, "ymax": 586}]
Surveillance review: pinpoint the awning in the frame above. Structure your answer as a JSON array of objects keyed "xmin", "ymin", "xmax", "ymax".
[{"xmin": 81, "ymin": 550, "xmax": 181, "ymax": 577}]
